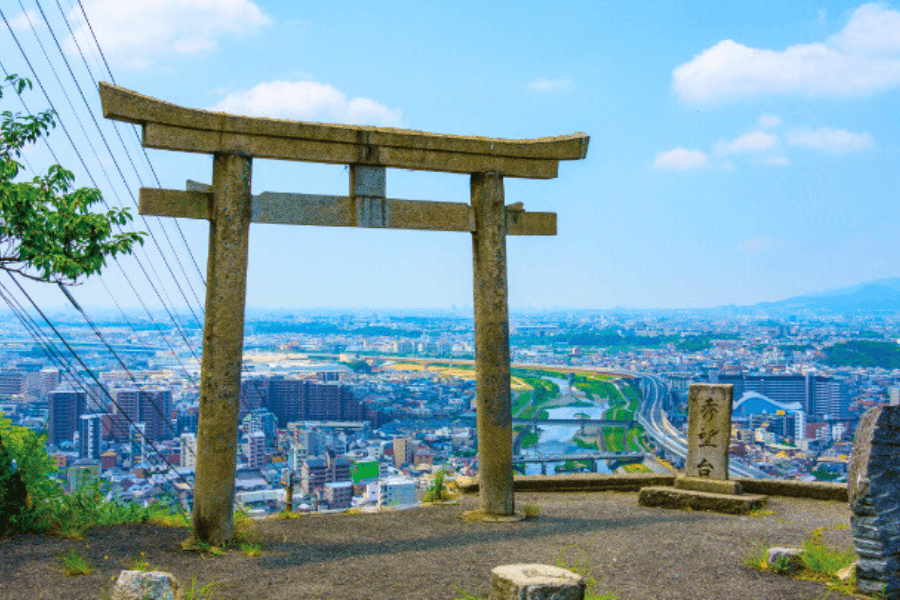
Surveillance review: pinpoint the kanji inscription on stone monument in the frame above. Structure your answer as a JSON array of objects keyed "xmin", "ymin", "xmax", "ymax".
[{"xmin": 684, "ymin": 384, "xmax": 733, "ymax": 480}]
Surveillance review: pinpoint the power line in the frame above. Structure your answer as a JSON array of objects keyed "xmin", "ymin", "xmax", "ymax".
[
  {"xmin": 63, "ymin": 0, "xmax": 207, "ymax": 286},
  {"xmin": 10, "ymin": 1, "xmax": 205, "ymax": 332},
  {"xmin": 5, "ymin": 272, "xmax": 196, "ymax": 493},
  {"xmin": 36, "ymin": 0, "xmax": 206, "ymax": 317},
  {"xmin": 0, "ymin": 15, "xmax": 209, "ymax": 406}
]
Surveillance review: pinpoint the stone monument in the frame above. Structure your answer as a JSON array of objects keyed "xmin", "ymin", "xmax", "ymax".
[
  {"xmin": 676, "ymin": 383, "xmax": 741, "ymax": 494},
  {"xmin": 848, "ymin": 405, "xmax": 900, "ymax": 599},
  {"xmin": 639, "ymin": 383, "xmax": 766, "ymax": 513},
  {"xmin": 99, "ymin": 82, "xmax": 588, "ymax": 544}
]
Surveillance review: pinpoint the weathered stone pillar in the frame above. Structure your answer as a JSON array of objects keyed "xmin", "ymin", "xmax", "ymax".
[
  {"xmin": 675, "ymin": 383, "xmax": 741, "ymax": 495},
  {"xmin": 471, "ymin": 171, "xmax": 514, "ymax": 516},
  {"xmin": 849, "ymin": 405, "xmax": 900, "ymax": 598},
  {"xmin": 192, "ymin": 152, "xmax": 252, "ymax": 545}
]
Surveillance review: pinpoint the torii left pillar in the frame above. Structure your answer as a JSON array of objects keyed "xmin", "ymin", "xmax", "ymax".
[
  {"xmin": 471, "ymin": 172, "xmax": 514, "ymax": 515},
  {"xmin": 192, "ymin": 153, "xmax": 252, "ymax": 544}
]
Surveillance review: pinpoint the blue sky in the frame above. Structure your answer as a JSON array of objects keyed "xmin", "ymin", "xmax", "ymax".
[{"xmin": 3, "ymin": 1, "xmax": 900, "ymax": 312}]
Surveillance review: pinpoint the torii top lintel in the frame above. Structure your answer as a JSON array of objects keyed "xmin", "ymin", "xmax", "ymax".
[{"xmin": 99, "ymin": 82, "xmax": 589, "ymax": 180}]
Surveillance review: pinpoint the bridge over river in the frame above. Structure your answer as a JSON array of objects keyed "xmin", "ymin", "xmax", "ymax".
[
  {"xmin": 461, "ymin": 414, "xmax": 636, "ymax": 428},
  {"xmin": 512, "ymin": 451, "xmax": 644, "ymax": 475}
]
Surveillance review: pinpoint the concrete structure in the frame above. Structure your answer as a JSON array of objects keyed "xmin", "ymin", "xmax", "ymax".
[
  {"xmin": 287, "ymin": 443, "xmax": 308, "ymax": 472},
  {"xmin": 714, "ymin": 372, "xmax": 849, "ymax": 419},
  {"xmin": 110, "ymin": 389, "xmax": 172, "ymax": 443},
  {"xmin": 48, "ymin": 389, "xmax": 85, "ymax": 446},
  {"xmin": 374, "ymin": 477, "xmax": 417, "ymax": 507},
  {"xmin": 393, "ymin": 436, "xmax": 414, "ymax": 468},
  {"xmin": 0, "ymin": 371, "xmax": 26, "ymax": 397},
  {"xmin": 300, "ymin": 451, "xmax": 351, "ymax": 497},
  {"xmin": 246, "ymin": 430, "xmax": 266, "ymax": 469},
  {"xmin": 38, "ymin": 367, "xmax": 60, "ymax": 397},
  {"xmin": 180, "ymin": 433, "xmax": 197, "ymax": 470},
  {"xmin": 848, "ymin": 405, "xmax": 900, "ymax": 598},
  {"xmin": 100, "ymin": 82, "xmax": 587, "ymax": 540},
  {"xmin": 323, "ymin": 481, "xmax": 353, "ymax": 510},
  {"xmin": 78, "ymin": 413, "xmax": 102, "ymax": 461},
  {"xmin": 241, "ymin": 377, "xmax": 362, "ymax": 427}
]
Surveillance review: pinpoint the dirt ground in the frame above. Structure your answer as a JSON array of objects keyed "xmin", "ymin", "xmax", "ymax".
[{"xmin": 0, "ymin": 491, "xmax": 863, "ymax": 600}]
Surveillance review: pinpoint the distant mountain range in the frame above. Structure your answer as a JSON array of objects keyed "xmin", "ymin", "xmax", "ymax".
[{"xmin": 752, "ymin": 278, "xmax": 900, "ymax": 312}]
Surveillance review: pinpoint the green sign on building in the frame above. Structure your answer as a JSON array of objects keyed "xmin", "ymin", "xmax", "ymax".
[{"xmin": 351, "ymin": 460, "xmax": 379, "ymax": 483}]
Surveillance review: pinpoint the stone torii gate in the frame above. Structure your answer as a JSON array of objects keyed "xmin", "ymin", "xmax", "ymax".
[{"xmin": 99, "ymin": 82, "xmax": 589, "ymax": 545}]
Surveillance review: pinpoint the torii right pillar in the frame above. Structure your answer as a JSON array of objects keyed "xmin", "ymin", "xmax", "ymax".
[{"xmin": 471, "ymin": 171, "xmax": 514, "ymax": 515}]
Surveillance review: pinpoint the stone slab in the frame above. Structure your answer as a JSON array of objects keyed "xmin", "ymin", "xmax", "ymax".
[
  {"xmin": 638, "ymin": 486, "xmax": 767, "ymax": 515},
  {"xmin": 111, "ymin": 570, "xmax": 180, "ymax": 600},
  {"xmin": 490, "ymin": 564, "xmax": 585, "ymax": 600},
  {"xmin": 674, "ymin": 476, "xmax": 742, "ymax": 495},
  {"xmin": 733, "ymin": 477, "xmax": 847, "ymax": 501}
]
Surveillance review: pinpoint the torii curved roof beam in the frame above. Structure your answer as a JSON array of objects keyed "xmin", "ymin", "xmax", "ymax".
[{"xmin": 99, "ymin": 82, "xmax": 589, "ymax": 179}]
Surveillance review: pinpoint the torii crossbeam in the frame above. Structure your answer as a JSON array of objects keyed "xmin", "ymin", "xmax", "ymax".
[{"xmin": 100, "ymin": 82, "xmax": 589, "ymax": 545}]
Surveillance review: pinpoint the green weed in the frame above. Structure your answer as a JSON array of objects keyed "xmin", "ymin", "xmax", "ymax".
[
  {"xmin": 800, "ymin": 530, "xmax": 856, "ymax": 578},
  {"xmin": 240, "ymin": 542, "xmax": 262, "ymax": 557},
  {"xmin": 522, "ymin": 502, "xmax": 541, "ymax": 519},
  {"xmin": 124, "ymin": 551, "xmax": 154, "ymax": 571},
  {"xmin": 743, "ymin": 536, "xmax": 773, "ymax": 571},
  {"xmin": 182, "ymin": 576, "xmax": 222, "ymax": 600},
  {"xmin": 59, "ymin": 549, "xmax": 94, "ymax": 576}
]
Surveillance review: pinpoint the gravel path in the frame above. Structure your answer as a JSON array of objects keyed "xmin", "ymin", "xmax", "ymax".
[{"xmin": 0, "ymin": 491, "xmax": 862, "ymax": 599}]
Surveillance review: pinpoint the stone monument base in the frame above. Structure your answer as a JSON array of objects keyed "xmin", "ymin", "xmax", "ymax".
[
  {"xmin": 639, "ymin": 486, "xmax": 767, "ymax": 515},
  {"xmin": 674, "ymin": 476, "xmax": 742, "ymax": 495}
]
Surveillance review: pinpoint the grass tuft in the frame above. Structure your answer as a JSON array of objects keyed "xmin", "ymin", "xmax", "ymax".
[
  {"xmin": 744, "ymin": 536, "xmax": 773, "ymax": 571},
  {"xmin": 800, "ymin": 530, "xmax": 856, "ymax": 578},
  {"xmin": 124, "ymin": 551, "xmax": 155, "ymax": 571},
  {"xmin": 59, "ymin": 549, "xmax": 94, "ymax": 576},
  {"xmin": 182, "ymin": 576, "xmax": 223, "ymax": 600},
  {"xmin": 523, "ymin": 502, "xmax": 541, "ymax": 519},
  {"xmin": 240, "ymin": 542, "xmax": 262, "ymax": 557}
]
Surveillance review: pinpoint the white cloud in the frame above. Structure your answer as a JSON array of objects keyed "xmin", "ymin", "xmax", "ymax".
[
  {"xmin": 758, "ymin": 113, "xmax": 782, "ymax": 129},
  {"xmin": 7, "ymin": 10, "xmax": 43, "ymax": 32},
  {"xmin": 740, "ymin": 237, "xmax": 776, "ymax": 253},
  {"xmin": 527, "ymin": 77, "xmax": 573, "ymax": 93},
  {"xmin": 673, "ymin": 3, "xmax": 900, "ymax": 102},
  {"xmin": 210, "ymin": 80, "xmax": 403, "ymax": 127},
  {"xmin": 714, "ymin": 130, "xmax": 779, "ymax": 155},
  {"xmin": 65, "ymin": 0, "xmax": 271, "ymax": 69},
  {"xmin": 786, "ymin": 127, "xmax": 873, "ymax": 153},
  {"xmin": 652, "ymin": 148, "xmax": 708, "ymax": 171},
  {"xmin": 758, "ymin": 155, "xmax": 789, "ymax": 166}
]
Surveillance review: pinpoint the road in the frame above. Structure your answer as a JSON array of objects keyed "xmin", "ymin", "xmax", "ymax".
[{"xmin": 635, "ymin": 373, "xmax": 769, "ymax": 479}]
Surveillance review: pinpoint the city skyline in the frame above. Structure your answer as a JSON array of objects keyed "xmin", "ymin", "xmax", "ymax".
[{"xmin": 3, "ymin": 1, "xmax": 899, "ymax": 311}]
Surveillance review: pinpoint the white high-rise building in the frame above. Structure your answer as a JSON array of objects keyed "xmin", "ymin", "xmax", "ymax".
[
  {"xmin": 247, "ymin": 430, "xmax": 266, "ymax": 469},
  {"xmin": 374, "ymin": 477, "xmax": 416, "ymax": 507},
  {"xmin": 180, "ymin": 433, "xmax": 197, "ymax": 470}
]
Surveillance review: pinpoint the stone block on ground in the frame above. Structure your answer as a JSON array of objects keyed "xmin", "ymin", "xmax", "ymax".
[
  {"xmin": 112, "ymin": 570, "xmax": 180, "ymax": 600},
  {"xmin": 766, "ymin": 547, "xmax": 804, "ymax": 574},
  {"xmin": 638, "ymin": 486, "xmax": 767, "ymax": 515},
  {"xmin": 674, "ymin": 476, "xmax": 742, "ymax": 495},
  {"xmin": 490, "ymin": 564, "xmax": 585, "ymax": 600}
]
